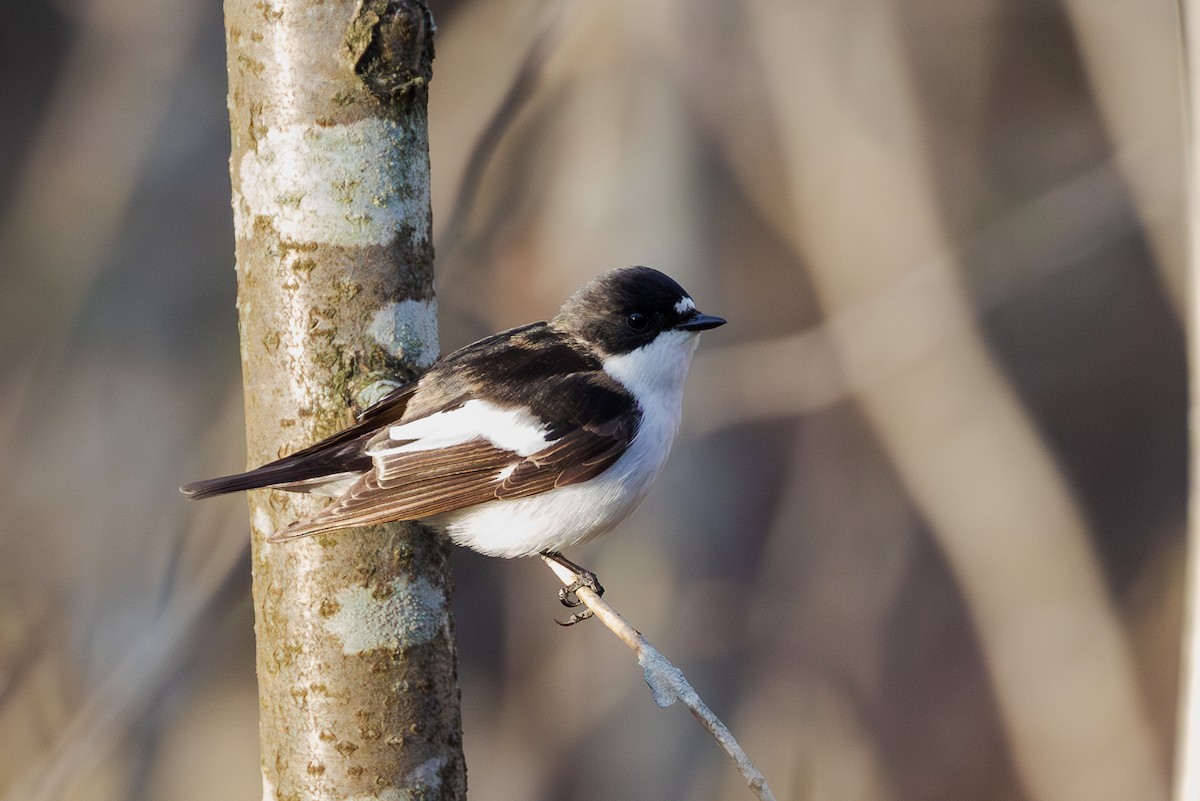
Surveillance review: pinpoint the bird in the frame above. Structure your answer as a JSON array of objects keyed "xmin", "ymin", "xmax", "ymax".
[{"xmin": 182, "ymin": 266, "xmax": 725, "ymax": 623}]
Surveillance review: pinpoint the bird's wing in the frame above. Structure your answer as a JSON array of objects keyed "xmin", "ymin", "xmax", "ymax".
[
  {"xmin": 186, "ymin": 324, "xmax": 604, "ymax": 503},
  {"xmin": 270, "ymin": 387, "xmax": 638, "ymax": 540}
]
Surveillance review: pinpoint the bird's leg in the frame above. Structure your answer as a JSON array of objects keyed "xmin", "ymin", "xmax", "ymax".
[
  {"xmin": 542, "ymin": 551, "xmax": 605, "ymax": 603},
  {"xmin": 541, "ymin": 551, "xmax": 604, "ymax": 626}
]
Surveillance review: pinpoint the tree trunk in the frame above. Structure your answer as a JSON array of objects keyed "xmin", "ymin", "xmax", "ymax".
[{"xmin": 223, "ymin": 1, "xmax": 465, "ymax": 799}]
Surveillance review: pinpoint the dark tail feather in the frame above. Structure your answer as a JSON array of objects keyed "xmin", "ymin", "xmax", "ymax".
[
  {"xmin": 180, "ymin": 458, "xmax": 355, "ymax": 499},
  {"xmin": 181, "ymin": 467, "xmax": 280, "ymax": 499},
  {"xmin": 182, "ymin": 381, "xmax": 418, "ymax": 500}
]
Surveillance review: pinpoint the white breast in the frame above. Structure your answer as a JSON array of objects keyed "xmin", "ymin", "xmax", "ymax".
[{"xmin": 433, "ymin": 330, "xmax": 702, "ymax": 557}]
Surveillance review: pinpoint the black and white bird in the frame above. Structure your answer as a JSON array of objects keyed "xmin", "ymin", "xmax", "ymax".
[{"xmin": 183, "ymin": 267, "xmax": 724, "ymax": 619}]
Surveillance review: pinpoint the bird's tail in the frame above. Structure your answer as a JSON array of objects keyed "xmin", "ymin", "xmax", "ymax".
[
  {"xmin": 181, "ymin": 381, "xmax": 418, "ymax": 500},
  {"xmin": 180, "ymin": 456, "xmax": 359, "ymax": 499}
]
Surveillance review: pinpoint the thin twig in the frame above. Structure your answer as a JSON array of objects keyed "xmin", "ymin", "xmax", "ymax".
[{"xmin": 541, "ymin": 556, "xmax": 778, "ymax": 801}]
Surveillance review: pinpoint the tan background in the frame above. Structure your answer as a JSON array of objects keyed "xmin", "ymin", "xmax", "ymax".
[{"xmin": 0, "ymin": 1, "xmax": 1183, "ymax": 800}]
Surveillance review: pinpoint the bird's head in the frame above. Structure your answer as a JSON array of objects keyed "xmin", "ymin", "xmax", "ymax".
[{"xmin": 552, "ymin": 266, "xmax": 726, "ymax": 360}]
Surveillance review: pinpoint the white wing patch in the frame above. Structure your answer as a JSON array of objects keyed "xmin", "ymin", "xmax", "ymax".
[{"xmin": 368, "ymin": 399, "xmax": 551, "ymax": 457}]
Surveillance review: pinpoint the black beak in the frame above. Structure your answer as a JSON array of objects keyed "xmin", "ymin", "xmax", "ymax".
[{"xmin": 677, "ymin": 313, "xmax": 727, "ymax": 332}]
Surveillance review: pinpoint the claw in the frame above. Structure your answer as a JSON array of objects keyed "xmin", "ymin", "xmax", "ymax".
[
  {"xmin": 555, "ymin": 609, "xmax": 595, "ymax": 626},
  {"xmin": 542, "ymin": 550, "xmax": 605, "ymax": 626},
  {"xmin": 558, "ymin": 584, "xmax": 584, "ymax": 608}
]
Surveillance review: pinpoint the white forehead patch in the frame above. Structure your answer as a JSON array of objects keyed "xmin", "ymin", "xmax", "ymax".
[{"xmin": 674, "ymin": 297, "xmax": 696, "ymax": 314}]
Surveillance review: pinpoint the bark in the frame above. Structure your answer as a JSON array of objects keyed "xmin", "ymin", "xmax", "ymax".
[{"xmin": 224, "ymin": 1, "xmax": 465, "ymax": 799}]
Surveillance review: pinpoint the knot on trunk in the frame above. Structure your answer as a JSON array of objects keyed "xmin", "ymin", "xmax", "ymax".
[{"xmin": 345, "ymin": 0, "xmax": 435, "ymax": 102}]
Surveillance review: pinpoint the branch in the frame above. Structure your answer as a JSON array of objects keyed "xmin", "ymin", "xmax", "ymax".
[{"xmin": 541, "ymin": 556, "xmax": 778, "ymax": 801}]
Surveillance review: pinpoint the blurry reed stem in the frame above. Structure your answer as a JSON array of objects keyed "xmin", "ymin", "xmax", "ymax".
[{"xmin": 1174, "ymin": 3, "xmax": 1200, "ymax": 799}]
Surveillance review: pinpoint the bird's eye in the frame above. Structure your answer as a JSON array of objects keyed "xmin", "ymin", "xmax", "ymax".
[{"xmin": 626, "ymin": 312, "xmax": 648, "ymax": 330}]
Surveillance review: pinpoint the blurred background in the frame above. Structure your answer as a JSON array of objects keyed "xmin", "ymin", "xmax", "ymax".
[{"xmin": 0, "ymin": 0, "xmax": 1185, "ymax": 799}]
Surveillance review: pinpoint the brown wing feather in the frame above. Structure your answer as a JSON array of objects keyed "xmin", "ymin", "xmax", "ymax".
[
  {"xmin": 270, "ymin": 420, "xmax": 636, "ymax": 541},
  {"xmin": 495, "ymin": 426, "xmax": 629, "ymax": 499}
]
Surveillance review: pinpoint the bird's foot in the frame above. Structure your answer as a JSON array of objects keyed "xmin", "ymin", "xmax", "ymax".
[
  {"xmin": 554, "ymin": 578, "xmax": 598, "ymax": 626},
  {"xmin": 557, "ymin": 572, "xmax": 604, "ymax": 606},
  {"xmin": 555, "ymin": 609, "xmax": 594, "ymax": 627},
  {"xmin": 542, "ymin": 551, "xmax": 604, "ymax": 626}
]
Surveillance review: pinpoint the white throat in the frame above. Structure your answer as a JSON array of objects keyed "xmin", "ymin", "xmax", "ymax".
[
  {"xmin": 601, "ymin": 329, "xmax": 702, "ymax": 490},
  {"xmin": 602, "ymin": 329, "xmax": 701, "ymax": 406}
]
